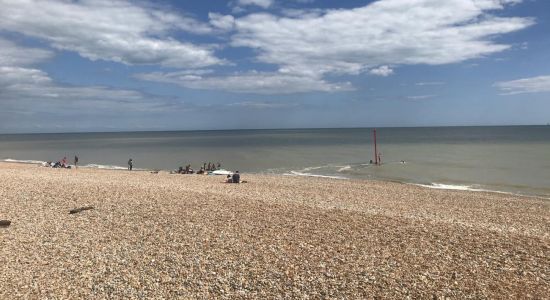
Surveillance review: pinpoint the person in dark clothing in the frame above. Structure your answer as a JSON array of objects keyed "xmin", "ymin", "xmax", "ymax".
[
  {"xmin": 232, "ymin": 171, "xmax": 240, "ymax": 184},
  {"xmin": 128, "ymin": 159, "xmax": 133, "ymax": 171},
  {"xmin": 74, "ymin": 155, "xmax": 79, "ymax": 168}
]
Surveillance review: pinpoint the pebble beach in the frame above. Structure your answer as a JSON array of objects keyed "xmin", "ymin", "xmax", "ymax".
[{"xmin": 0, "ymin": 162, "xmax": 548, "ymax": 299}]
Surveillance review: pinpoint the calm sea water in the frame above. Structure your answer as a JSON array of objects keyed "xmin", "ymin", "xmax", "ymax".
[{"xmin": 1, "ymin": 126, "xmax": 549, "ymax": 197}]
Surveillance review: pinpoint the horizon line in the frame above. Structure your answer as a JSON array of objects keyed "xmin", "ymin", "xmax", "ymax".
[{"xmin": 0, "ymin": 123, "xmax": 547, "ymax": 135}]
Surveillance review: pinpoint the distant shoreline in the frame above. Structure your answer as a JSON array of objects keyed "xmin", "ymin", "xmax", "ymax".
[{"xmin": 1, "ymin": 160, "xmax": 548, "ymax": 201}]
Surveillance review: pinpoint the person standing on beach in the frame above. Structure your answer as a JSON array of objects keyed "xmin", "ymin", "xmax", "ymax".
[
  {"xmin": 74, "ymin": 155, "xmax": 79, "ymax": 168},
  {"xmin": 128, "ymin": 158, "xmax": 133, "ymax": 171}
]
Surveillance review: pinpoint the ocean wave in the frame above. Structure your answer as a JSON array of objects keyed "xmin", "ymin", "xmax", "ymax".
[
  {"xmin": 2, "ymin": 159, "xmax": 143, "ymax": 171},
  {"xmin": 411, "ymin": 182, "xmax": 531, "ymax": 197},
  {"xmin": 412, "ymin": 182, "xmax": 550, "ymax": 199},
  {"xmin": 337, "ymin": 165, "xmax": 352, "ymax": 172},
  {"xmin": 83, "ymin": 164, "xmax": 130, "ymax": 170},
  {"xmin": 3, "ymin": 158, "xmax": 47, "ymax": 165},
  {"xmin": 301, "ymin": 165, "xmax": 326, "ymax": 172},
  {"xmin": 284, "ymin": 171, "xmax": 347, "ymax": 180},
  {"xmin": 415, "ymin": 183, "xmax": 480, "ymax": 191}
]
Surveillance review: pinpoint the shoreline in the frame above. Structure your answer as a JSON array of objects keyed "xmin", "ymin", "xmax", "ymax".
[
  {"xmin": 0, "ymin": 162, "xmax": 548, "ymax": 298},
  {"xmin": 2, "ymin": 159, "xmax": 549, "ymax": 201}
]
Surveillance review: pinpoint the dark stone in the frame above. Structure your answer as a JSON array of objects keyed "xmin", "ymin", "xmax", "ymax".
[
  {"xmin": 0, "ymin": 220, "xmax": 11, "ymax": 227},
  {"xmin": 69, "ymin": 206, "xmax": 94, "ymax": 214}
]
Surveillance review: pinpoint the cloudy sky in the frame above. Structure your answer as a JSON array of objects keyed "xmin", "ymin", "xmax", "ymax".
[{"xmin": 0, "ymin": 0, "xmax": 549, "ymax": 133}]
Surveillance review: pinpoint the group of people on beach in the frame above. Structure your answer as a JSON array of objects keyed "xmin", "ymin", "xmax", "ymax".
[
  {"xmin": 43, "ymin": 156, "xmax": 244, "ymax": 182},
  {"xmin": 174, "ymin": 164, "xmax": 194, "ymax": 174},
  {"xmin": 169, "ymin": 161, "xmax": 244, "ymax": 183},
  {"xmin": 178, "ymin": 162, "xmax": 221, "ymax": 174},
  {"xmin": 44, "ymin": 156, "xmax": 78, "ymax": 169},
  {"xmin": 203, "ymin": 162, "xmax": 221, "ymax": 173}
]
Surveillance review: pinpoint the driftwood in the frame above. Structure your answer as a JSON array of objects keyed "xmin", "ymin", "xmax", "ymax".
[
  {"xmin": 0, "ymin": 220, "xmax": 11, "ymax": 227},
  {"xmin": 69, "ymin": 206, "xmax": 94, "ymax": 214}
]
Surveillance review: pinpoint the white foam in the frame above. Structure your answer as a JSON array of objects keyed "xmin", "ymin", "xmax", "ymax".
[
  {"xmin": 301, "ymin": 165, "xmax": 325, "ymax": 172},
  {"xmin": 337, "ymin": 165, "xmax": 352, "ymax": 172},
  {"xmin": 412, "ymin": 182, "xmax": 550, "ymax": 199},
  {"xmin": 413, "ymin": 182, "xmax": 518, "ymax": 195},
  {"xmin": 83, "ymin": 164, "xmax": 129, "ymax": 170},
  {"xmin": 416, "ymin": 183, "xmax": 478, "ymax": 191},
  {"xmin": 284, "ymin": 171, "xmax": 347, "ymax": 180},
  {"xmin": 3, "ymin": 158, "xmax": 47, "ymax": 165},
  {"xmin": 2, "ymin": 159, "xmax": 144, "ymax": 171}
]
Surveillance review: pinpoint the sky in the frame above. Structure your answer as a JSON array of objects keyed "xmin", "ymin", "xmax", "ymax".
[{"xmin": 0, "ymin": 0, "xmax": 549, "ymax": 133}]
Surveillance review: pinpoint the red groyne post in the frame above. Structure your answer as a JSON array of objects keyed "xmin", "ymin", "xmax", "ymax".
[{"xmin": 373, "ymin": 128, "xmax": 378, "ymax": 165}]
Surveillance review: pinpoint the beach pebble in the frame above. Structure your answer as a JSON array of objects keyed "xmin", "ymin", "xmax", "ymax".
[{"xmin": 0, "ymin": 162, "xmax": 548, "ymax": 299}]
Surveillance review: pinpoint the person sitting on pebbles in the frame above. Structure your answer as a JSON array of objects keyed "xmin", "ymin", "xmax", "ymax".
[
  {"xmin": 232, "ymin": 171, "xmax": 240, "ymax": 183},
  {"xmin": 224, "ymin": 174, "xmax": 233, "ymax": 183},
  {"xmin": 223, "ymin": 171, "xmax": 247, "ymax": 183}
]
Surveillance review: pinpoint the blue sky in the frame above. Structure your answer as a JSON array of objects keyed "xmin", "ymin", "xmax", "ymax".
[{"xmin": 0, "ymin": 0, "xmax": 549, "ymax": 133}]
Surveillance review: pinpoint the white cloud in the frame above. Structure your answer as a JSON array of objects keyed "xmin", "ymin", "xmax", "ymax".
[
  {"xmin": 0, "ymin": 66, "xmax": 170, "ymax": 112},
  {"xmin": 231, "ymin": 0, "xmax": 533, "ymax": 77},
  {"xmin": 136, "ymin": 71, "xmax": 352, "ymax": 94},
  {"xmin": 415, "ymin": 82, "xmax": 445, "ymax": 86},
  {"xmin": 0, "ymin": 0, "xmax": 223, "ymax": 68},
  {"xmin": 494, "ymin": 76, "xmax": 550, "ymax": 95},
  {"xmin": 520, "ymin": 42, "xmax": 529, "ymax": 50},
  {"xmin": 0, "ymin": 41, "xmax": 178, "ymax": 114},
  {"xmin": 407, "ymin": 95, "xmax": 436, "ymax": 100},
  {"xmin": 139, "ymin": 0, "xmax": 532, "ymax": 94},
  {"xmin": 369, "ymin": 65, "xmax": 393, "ymax": 77},
  {"xmin": 227, "ymin": 101, "xmax": 298, "ymax": 109},
  {"xmin": 0, "ymin": 38, "xmax": 54, "ymax": 66},
  {"xmin": 133, "ymin": 0, "xmax": 534, "ymax": 94},
  {"xmin": 237, "ymin": 0, "xmax": 274, "ymax": 9},
  {"xmin": 209, "ymin": 13, "xmax": 236, "ymax": 31},
  {"xmin": 0, "ymin": 66, "xmax": 52, "ymax": 86}
]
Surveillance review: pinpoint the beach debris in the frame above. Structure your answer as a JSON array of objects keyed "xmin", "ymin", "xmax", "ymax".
[
  {"xmin": 69, "ymin": 206, "xmax": 94, "ymax": 214},
  {"xmin": 0, "ymin": 220, "xmax": 11, "ymax": 227}
]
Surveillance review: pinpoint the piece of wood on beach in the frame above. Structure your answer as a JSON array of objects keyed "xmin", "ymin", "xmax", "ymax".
[
  {"xmin": 69, "ymin": 206, "xmax": 94, "ymax": 214},
  {"xmin": 0, "ymin": 220, "xmax": 11, "ymax": 227}
]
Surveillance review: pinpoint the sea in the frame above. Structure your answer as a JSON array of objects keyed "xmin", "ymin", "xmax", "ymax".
[{"xmin": 1, "ymin": 126, "xmax": 549, "ymax": 198}]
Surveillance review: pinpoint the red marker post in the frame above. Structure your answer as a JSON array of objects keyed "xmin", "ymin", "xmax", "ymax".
[{"xmin": 373, "ymin": 128, "xmax": 378, "ymax": 165}]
